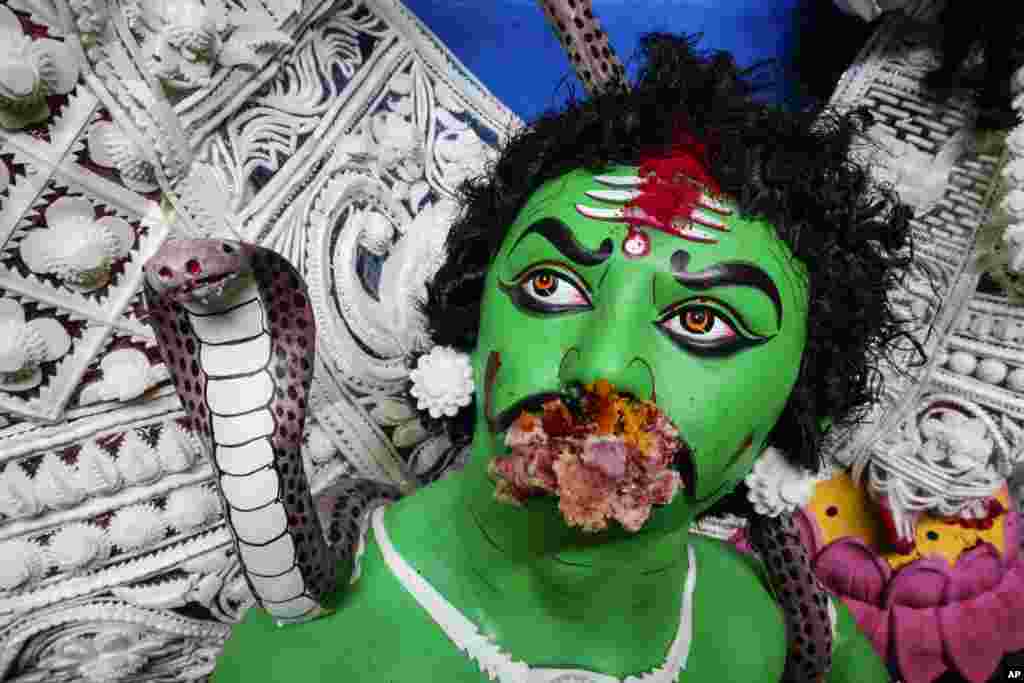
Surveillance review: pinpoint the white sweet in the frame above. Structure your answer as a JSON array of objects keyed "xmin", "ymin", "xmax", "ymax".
[
  {"xmin": 745, "ymin": 446, "xmax": 818, "ymax": 517},
  {"xmin": 409, "ymin": 345, "xmax": 474, "ymax": 419}
]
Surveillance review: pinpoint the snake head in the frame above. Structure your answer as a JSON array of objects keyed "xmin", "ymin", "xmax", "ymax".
[{"xmin": 143, "ymin": 238, "xmax": 253, "ymax": 305}]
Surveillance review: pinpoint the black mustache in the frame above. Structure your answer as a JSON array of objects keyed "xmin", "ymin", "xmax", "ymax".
[{"xmin": 491, "ymin": 389, "xmax": 697, "ymax": 495}]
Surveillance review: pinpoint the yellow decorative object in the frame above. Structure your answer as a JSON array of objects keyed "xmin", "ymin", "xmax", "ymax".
[{"xmin": 805, "ymin": 472, "xmax": 1010, "ymax": 569}]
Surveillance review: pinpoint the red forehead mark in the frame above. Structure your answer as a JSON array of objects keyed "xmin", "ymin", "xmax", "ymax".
[{"xmin": 622, "ymin": 227, "xmax": 650, "ymax": 259}]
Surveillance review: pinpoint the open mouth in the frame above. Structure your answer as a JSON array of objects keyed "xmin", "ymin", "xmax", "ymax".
[
  {"xmin": 175, "ymin": 272, "xmax": 239, "ymax": 301},
  {"xmin": 488, "ymin": 379, "xmax": 695, "ymax": 533}
]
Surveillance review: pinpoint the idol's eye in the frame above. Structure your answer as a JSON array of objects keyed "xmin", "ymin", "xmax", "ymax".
[
  {"xmin": 507, "ymin": 266, "xmax": 592, "ymax": 314},
  {"xmin": 655, "ymin": 300, "xmax": 768, "ymax": 354}
]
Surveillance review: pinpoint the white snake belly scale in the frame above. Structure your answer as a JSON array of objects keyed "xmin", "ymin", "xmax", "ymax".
[{"xmin": 143, "ymin": 238, "xmax": 399, "ymax": 625}]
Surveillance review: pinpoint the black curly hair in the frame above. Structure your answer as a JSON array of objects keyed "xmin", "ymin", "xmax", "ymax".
[{"xmin": 412, "ymin": 33, "xmax": 921, "ymax": 476}]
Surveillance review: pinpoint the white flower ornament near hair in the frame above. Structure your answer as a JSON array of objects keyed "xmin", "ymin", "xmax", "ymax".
[
  {"xmin": 745, "ymin": 446, "xmax": 819, "ymax": 517},
  {"xmin": 409, "ymin": 346, "xmax": 474, "ymax": 419}
]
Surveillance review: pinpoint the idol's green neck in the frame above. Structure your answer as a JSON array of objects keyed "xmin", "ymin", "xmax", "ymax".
[{"xmin": 383, "ymin": 440, "xmax": 693, "ymax": 676}]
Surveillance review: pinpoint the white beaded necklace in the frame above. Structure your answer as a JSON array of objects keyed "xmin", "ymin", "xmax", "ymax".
[{"xmin": 371, "ymin": 507, "xmax": 698, "ymax": 683}]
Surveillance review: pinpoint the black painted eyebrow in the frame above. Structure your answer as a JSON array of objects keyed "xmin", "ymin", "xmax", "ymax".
[
  {"xmin": 670, "ymin": 250, "xmax": 783, "ymax": 328},
  {"xmin": 509, "ymin": 217, "xmax": 613, "ymax": 267}
]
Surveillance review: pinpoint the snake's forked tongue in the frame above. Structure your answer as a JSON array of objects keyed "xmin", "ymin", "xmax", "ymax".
[{"xmin": 489, "ymin": 380, "xmax": 684, "ymax": 532}]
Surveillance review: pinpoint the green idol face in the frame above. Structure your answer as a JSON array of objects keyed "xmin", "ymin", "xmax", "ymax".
[{"xmin": 468, "ymin": 167, "xmax": 810, "ymax": 539}]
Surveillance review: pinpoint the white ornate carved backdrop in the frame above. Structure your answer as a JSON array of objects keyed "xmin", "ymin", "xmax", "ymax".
[
  {"xmin": 1, "ymin": 0, "xmax": 1022, "ymax": 681},
  {"xmin": 0, "ymin": 1, "xmax": 517, "ymax": 680}
]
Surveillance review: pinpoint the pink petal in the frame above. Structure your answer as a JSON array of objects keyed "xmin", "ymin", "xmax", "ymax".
[
  {"xmin": 813, "ymin": 537, "xmax": 890, "ymax": 604},
  {"xmin": 1004, "ymin": 506, "xmax": 1020, "ymax": 564},
  {"xmin": 938, "ymin": 592, "xmax": 1006, "ymax": 683},
  {"xmin": 842, "ymin": 597, "xmax": 890, "ymax": 661},
  {"xmin": 891, "ymin": 606, "xmax": 948, "ymax": 683},
  {"xmin": 885, "ymin": 557, "xmax": 950, "ymax": 608},
  {"xmin": 993, "ymin": 564, "xmax": 1024, "ymax": 652},
  {"xmin": 945, "ymin": 542, "xmax": 1004, "ymax": 602}
]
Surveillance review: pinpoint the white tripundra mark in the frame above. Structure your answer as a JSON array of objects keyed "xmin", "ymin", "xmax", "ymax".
[{"xmin": 585, "ymin": 189, "xmax": 643, "ymax": 202}]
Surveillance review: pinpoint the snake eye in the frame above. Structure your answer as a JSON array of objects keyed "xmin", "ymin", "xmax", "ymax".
[
  {"xmin": 186, "ymin": 259, "xmax": 202, "ymax": 275},
  {"xmin": 222, "ymin": 243, "xmax": 235, "ymax": 254}
]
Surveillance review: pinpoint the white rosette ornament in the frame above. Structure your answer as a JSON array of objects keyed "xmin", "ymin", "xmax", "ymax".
[
  {"xmin": 745, "ymin": 446, "xmax": 819, "ymax": 517},
  {"xmin": 87, "ymin": 120, "xmax": 159, "ymax": 193},
  {"xmin": 409, "ymin": 345, "xmax": 474, "ymax": 419},
  {"xmin": 0, "ymin": 298, "xmax": 71, "ymax": 391},
  {"xmin": 20, "ymin": 196, "xmax": 134, "ymax": 290},
  {"xmin": 0, "ymin": 5, "xmax": 79, "ymax": 129}
]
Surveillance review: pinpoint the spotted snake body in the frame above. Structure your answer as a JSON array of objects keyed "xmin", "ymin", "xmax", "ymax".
[{"xmin": 143, "ymin": 239, "xmax": 399, "ymax": 625}]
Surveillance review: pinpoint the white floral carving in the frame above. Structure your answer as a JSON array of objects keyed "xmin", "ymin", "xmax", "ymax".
[
  {"xmin": 0, "ymin": 538, "xmax": 44, "ymax": 590},
  {"xmin": 135, "ymin": 0, "xmax": 293, "ymax": 90},
  {"xmin": 305, "ymin": 421, "xmax": 337, "ymax": 465},
  {"xmin": 862, "ymin": 398, "xmax": 1005, "ymax": 544},
  {"xmin": 156, "ymin": 421, "xmax": 199, "ymax": 472},
  {"xmin": 80, "ymin": 348, "xmax": 168, "ymax": 404},
  {"xmin": 107, "ymin": 502, "xmax": 166, "ymax": 550},
  {"xmin": 435, "ymin": 110, "xmax": 496, "ymax": 190},
  {"xmin": 865, "ymin": 128, "xmax": 962, "ymax": 212},
  {"xmin": 358, "ymin": 211, "xmax": 396, "ymax": 256},
  {"xmin": 49, "ymin": 625, "xmax": 166, "ymax": 683},
  {"xmin": 409, "ymin": 346, "xmax": 474, "ymax": 419},
  {"xmin": 744, "ymin": 446, "xmax": 818, "ymax": 517},
  {"xmin": 0, "ymin": 298, "xmax": 71, "ymax": 391},
  {"xmin": 917, "ymin": 411, "xmax": 994, "ymax": 470},
  {"xmin": 0, "ymin": 459, "xmax": 41, "ymax": 518},
  {"xmin": 77, "ymin": 439, "xmax": 122, "ymax": 496},
  {"xmin": 47, "ymin": 521, "xmax": 111, "ymax": 572},
  {"xmin": 67, "ymin": 0, "xmax": 108, "ymax": 34},
  {"xmin": 0, "ymin": 5, "xmax": 79, "ymax": 129},
  {"xmin": 164, "ymin": 484, "xmax": 220, "ymax": 531},
  {"xmin": 34, "ymin": 452, "xmax": 85, "ymax": 508},
  {"xmin": 20, "ymin": 196, "xmax": 134, "ymax": 290},
  {"xmin": 87, "ymin": 121, "xmax": 159, "ymax": 193},
  {"xmin": 116, "ymin": 430, "xmax": 161, "ymax": 485}
]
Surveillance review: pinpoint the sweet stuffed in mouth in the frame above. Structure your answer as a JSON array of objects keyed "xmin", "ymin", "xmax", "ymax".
[{"xmin": 488, "ymin": 380, "xmax": 693, "ymax": 533}]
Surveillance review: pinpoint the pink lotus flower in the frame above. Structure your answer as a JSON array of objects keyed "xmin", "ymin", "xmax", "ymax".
[
  {"xmin": 813, "ymin": 510, "xmax": 1023, "ymax": 683},
  {"xmin": 730, "ymin": 504, "xmax": 1023, "ymax": 683}
]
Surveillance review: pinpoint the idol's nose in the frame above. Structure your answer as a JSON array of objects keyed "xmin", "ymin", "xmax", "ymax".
[{"xmin": 557, "ymin": 342, "xmax": 656, "ymax": 403}]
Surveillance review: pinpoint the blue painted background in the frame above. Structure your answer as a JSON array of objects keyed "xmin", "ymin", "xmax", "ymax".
[{"xmin": 403, "ymin": 0, "xmax": 877, "ymax": 120}]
